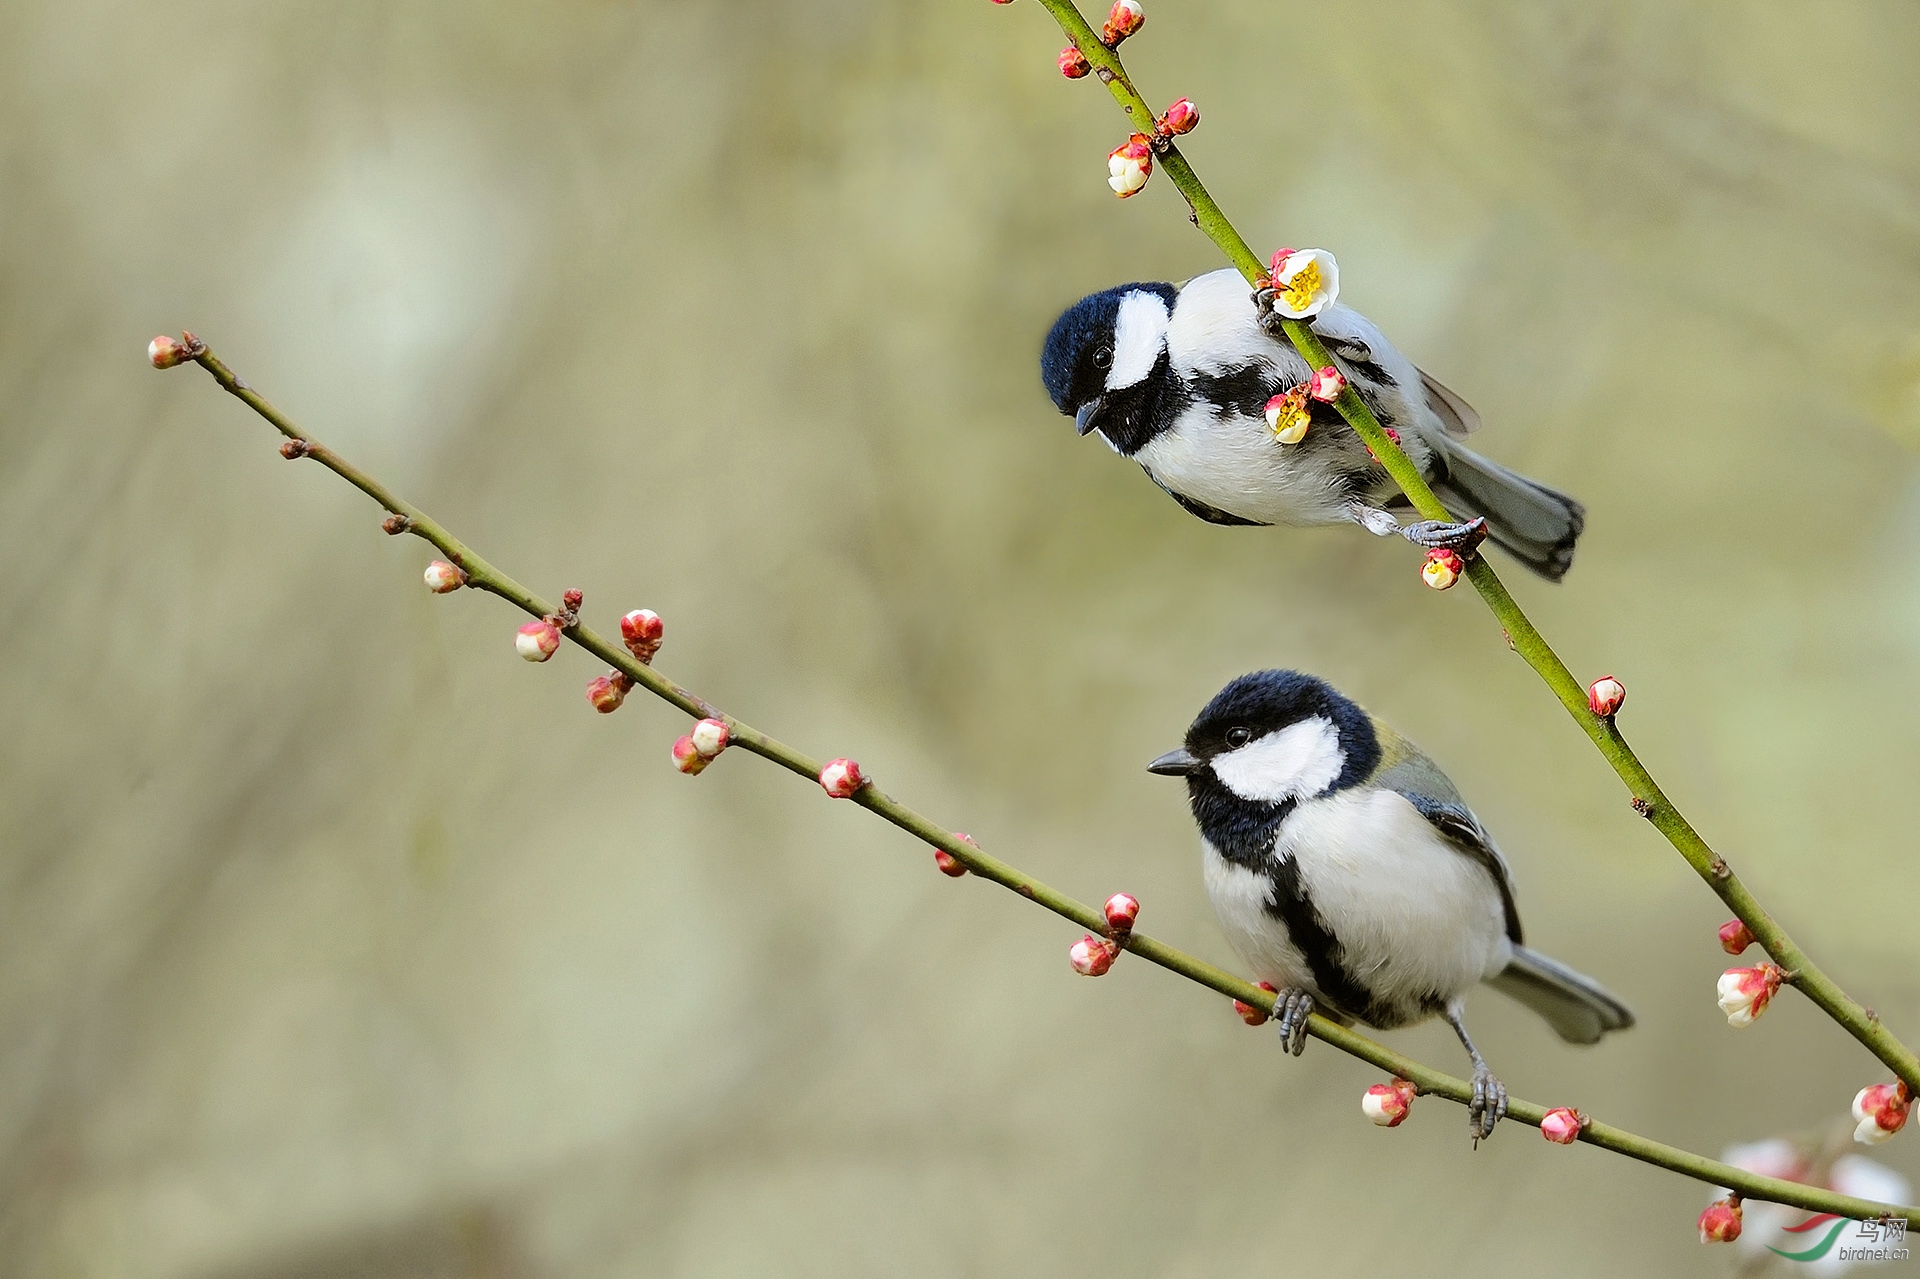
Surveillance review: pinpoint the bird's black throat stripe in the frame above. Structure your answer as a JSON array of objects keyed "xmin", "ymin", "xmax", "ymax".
[
  {"xmin": 1264, "ymin": 849, "xmax": 1379, "ymax": 1025},
  {"xmin": 1188, "ymin": 780, "xmax": 1382, "ymax": 1026}
]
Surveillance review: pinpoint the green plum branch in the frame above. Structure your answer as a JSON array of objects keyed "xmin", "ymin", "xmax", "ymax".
[
  {"xmin": 148, "ymin": 335, "xmax": 1916, "ymax": 1226},
  {"xmin": 1034, "ymin": 0, "xmax": 1920, "ymax": 1096}
]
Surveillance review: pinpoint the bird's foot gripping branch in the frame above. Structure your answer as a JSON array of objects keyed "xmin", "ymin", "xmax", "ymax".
[{"xmin": 150, "ymin": 334, "xmax": 1916, "ymax": 1229}]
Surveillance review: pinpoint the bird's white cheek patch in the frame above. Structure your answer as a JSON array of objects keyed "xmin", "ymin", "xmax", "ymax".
[
  {"xmin": 1107, "ymin": 290, "xmax": 1170, "ymax": 391},
  {"xmin": 1211, "ymin": 716, "xmax": 1345, "ymax": 803}
]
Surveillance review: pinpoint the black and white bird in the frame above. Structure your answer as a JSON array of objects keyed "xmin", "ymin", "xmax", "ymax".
[
  {"xmin": 1148, "ymin": 669, "xmax": 1633, "ymax": 1140},
  {"xmin": 1041, "ymin": 268, "xmax": 1585, "ymax": 580}
]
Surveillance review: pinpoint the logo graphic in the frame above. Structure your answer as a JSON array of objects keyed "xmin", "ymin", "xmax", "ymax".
[
  {"xmin": 1768, "ymin": 1214, "xmax": 1848, "ymax": 1262},
  {"xmin": 1768, "ymin": 1213, "xmax": 1908, "ymax": 1264}
]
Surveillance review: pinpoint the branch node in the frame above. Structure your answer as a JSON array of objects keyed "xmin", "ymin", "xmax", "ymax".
[
  {"xmin": 1630, "ymin": 797, "xmax": 1655, "ymax": 818},
  {"xmin": 279, "ymin": 439, "xmax": 311, "ymax": 460},
  {"xmin": 1709, "ymin": 855, "xmax": 1731, "ymax": 880},
  {"xmin": 381, "ymin": 513, "xmax": 413, "ymax": 536}
]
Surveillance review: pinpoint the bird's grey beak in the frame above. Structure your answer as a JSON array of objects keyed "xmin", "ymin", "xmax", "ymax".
[
  {"xmin": 1146, "ymin": 747, "xmax": 1200, "ymax": 776},
  {"xmin": 1074, "ymin": 397, "xmax": 1106, "ymax": 436}
]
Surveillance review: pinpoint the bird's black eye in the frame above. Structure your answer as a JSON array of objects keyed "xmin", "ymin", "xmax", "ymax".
[
  {"xmin": 1225, "ymin": 726, "xmax": 1252, "ymax": 749},
  {"xmin": 1091, "ymin": 345, "xmax": 1112, "ymax": 369}
]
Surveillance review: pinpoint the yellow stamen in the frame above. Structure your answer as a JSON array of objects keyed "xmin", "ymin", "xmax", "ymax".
[
  {"xmin": 1280, "ymin": 258, "xmax": 1322, "ymax": 312},
  {"xmin": 1269, "ymin": 388, "xmax": 1310, "ymax": 444}
]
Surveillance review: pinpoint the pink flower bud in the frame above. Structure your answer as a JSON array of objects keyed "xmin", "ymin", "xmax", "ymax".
[
  {"xmin": 1108, "ymin": 133, "xmax": 1153, "ymax": 197},
  {"xmin": 586, "ymin": 672, "xmax": 631, "ymax": 713},
  {"xmin": 1101, "ymin": 0, "xmax": 1143, "ymax": 44},
  {"xmin": 1539, "ymin": 1107, "xmax": 1585, "ymax": 1144},
  {"xmin": 561, "ymin": 589, "xmax": 583, "ymax": 612},
  {"xmin": 148, "ymin": 335, "xmax": 186, "ymax": 368},
  {"xmin": 1103, "ymin": 892, "xmax": 1139, "ymax": 935},
  {"xmin": 1421, "ymin": 548, "xmax": 1463, "ymax": 591},
  {"xmin": 1264, "ymin": 388, "xmax": 1311, "ymax": 444},
  {"xmin": 1159, "ymin": 97, "xmax": 1198, "ymax": 135},
  {"xmin": 1307, "ymin": 364, "xmax": 1347, "ymax": 402},
  {"xmin": 1718, "ymin": 919, "xmax": 1754, "ymax": 955},
  {"xmin": 423, "ymin": 560, "xmax": 465, "ymax": 593},
  {"xmin": 818, "ymin": 757, "xmax": 867, "ymax": 798},
  {"xmin": 516, "ymin": 619, "xmax": 561, "ymax": 662},
  {"xmin": 1068, "ymin": 934, "xmax": 1119, "ymax": 976},
  {"xmin": 1058, "ymin": 45, "xmax": 1090, "ymax": 78},
  {"xmin": 1698, "ymin": 1197, "xmax": 1742, "ymax": 1244},
  {"xmin": 689, "ymin": 718, "xmax": 729, "ymax": 758},
  {"xmin": 1234, "ymin": 981, "xmax": 1278, "ymax": 1026},
  {"xmin": 620, "ymin": 609, "xmax": 664, "ymax": 663},
  {"xmin": 1717, "ymin": 963, "xmax": 1784, "ymax": 1027},
  {"xmin": 1361, "ymin": 1079, "xmax": 1416, "ymax": 1127},
  {"xmin": 671, "ymin": 734, "xmax": 709, "ymax": 775},
  {"xmin": 1852, "ymin": 1081, "xmax": 1911, "ymax": 1145},
  {"xmin": 1588, "ymin": 675, "xmax": 1625, "ymax": 718}
]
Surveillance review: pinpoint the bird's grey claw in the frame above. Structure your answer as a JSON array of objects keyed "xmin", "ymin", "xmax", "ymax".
[
  {"xmin": 1401, "ymin": 516, "xmax": 1490, "ymax": 556},
  {"xmin": 1250, "ymin": 288, "xmax": 1290, "ymax": 337},
  {"xmin": 1467, "ymin": 1066, "xmax": 1508, "ymax": 1145},
  {"xmin": 1271, "ymin": 988, "xmax": 1315, "ymax": 1057}
]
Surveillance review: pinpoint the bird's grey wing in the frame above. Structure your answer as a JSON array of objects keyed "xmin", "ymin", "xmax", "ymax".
[
  {"xmin": 1396, "ymin": 792, "xmax": 1523, "ymax": 945},
  {"xmin": 1138, "ymin": 464, "xmax": 1270, "ymax": 526},
  {"xmin": 1369, "ymin": 724, "xmax": 1466, "ymax": 806},
  {"xmin": 1418, "ymin": 368, "xmax": 1483, "ymax": 437}
]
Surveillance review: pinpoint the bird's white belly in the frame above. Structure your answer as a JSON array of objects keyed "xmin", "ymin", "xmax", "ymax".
[
  {"xmin": 1201, "ymin": 791, "xmax": 1510, "ymax": 1021},
  {"xmin": 1135, "ymin": 409, "xmax": 1356, "ymax": 527},
  {"xmin": 1201, "ymin": 840, "xmax": 1316, "ymax": 991},
  {"xmin": 1284, "ymin": 790, "xmax": 1511, "ymax": 1012}
]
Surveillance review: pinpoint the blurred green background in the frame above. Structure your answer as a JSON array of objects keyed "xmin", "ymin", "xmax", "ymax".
[{"xmin": 5, "ymin": 1, "xmax": 1920, "ymax": 1275}]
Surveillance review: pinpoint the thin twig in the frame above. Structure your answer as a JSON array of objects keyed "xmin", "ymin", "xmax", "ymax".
[
  {"xmin": 1034, "ymin": 0, "xmax": 1920, "ymax": 1096},
  {"xmin": 156, "ymin": 340, "xmax": 1917, "ymax": 1226}
]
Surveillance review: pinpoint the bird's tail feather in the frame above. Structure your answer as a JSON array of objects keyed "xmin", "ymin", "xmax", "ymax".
[
  {"xmin": 1488, "ymin": 945, "xmax": 1634, "ymax": 1046},
  {"xmin": 1430, "ymin": 440, "xmax": 1585, "ymax": 582}
]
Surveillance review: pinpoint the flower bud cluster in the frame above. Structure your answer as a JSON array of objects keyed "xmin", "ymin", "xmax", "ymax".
[{"xmin": 672, "ymin": 718, "xmax": 732, "ymax": 775}]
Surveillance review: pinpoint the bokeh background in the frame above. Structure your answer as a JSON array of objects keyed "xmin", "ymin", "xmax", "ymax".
[{"xmin": 5, "ymin": 1, "xmax": 1920, "ymax": 1275}]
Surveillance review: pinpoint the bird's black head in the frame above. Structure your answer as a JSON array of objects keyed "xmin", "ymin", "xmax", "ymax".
[
  {"xmin": 1039, "ymin": 281, "xmax": 1179, "ymax": 456},
  {"xmin": 1147, "ymin": 670, "xmax": 1381, "ymax": 858}
]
